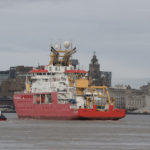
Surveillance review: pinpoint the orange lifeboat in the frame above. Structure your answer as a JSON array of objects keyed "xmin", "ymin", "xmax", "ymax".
[{"xmin": 36, "ymin": 96, "xmax": 40, "ymax": 103}]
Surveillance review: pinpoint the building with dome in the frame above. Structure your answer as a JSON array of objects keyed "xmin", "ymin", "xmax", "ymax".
[{"xmin": 88, "ymin": 52, "xmax": 111, "ymax": 87}]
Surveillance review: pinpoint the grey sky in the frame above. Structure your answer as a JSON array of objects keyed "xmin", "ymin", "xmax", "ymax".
[{"xmin": 0, "ymin": 0, "xmax": 150, "ymax": 82}]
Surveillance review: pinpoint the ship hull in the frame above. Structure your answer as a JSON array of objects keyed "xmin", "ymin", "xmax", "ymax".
[
  {"xmin": 78, "ymin": 105, "xmax": 126, "ymax": 120},
  {"xmin": 14, "ymin": 92, "xmax": 126, "ymax": 120},
  {"xmin": 0, "ymin": 118, "xmax": 7, "ymax": 121},
  {"xmin": 0, "ymin": 114, "xmax": 7, "ymax": 121}
]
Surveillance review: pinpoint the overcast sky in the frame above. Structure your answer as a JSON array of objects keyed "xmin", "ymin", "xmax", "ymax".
[{"xmin": 0, "ymin": 0, "xmax": 150, "ymax": 83}]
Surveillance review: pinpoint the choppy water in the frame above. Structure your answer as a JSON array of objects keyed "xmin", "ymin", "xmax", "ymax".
[{"xmin": 0, "ymin": 114, "xmax": 150, "ymax": 150}]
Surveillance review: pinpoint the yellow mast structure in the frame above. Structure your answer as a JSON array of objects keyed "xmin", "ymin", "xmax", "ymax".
[{"xmin": 49, "ymin": 46, "xmax": 76, "ymax": 66}]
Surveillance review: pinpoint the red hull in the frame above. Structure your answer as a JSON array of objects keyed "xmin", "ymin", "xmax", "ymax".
[
  {"xmin": 78, "ymin": 105, "xmax": 126, "ymax": 120},
  {"xmin": 14, "ymin": 92, "xmax": 126, "ymax": 120},
  {"xmin": 0, "ymin": 115, "xmax": 7, "ymax": 121},
  {"xmin": 0, "ymin": 118, "xmax": 7, "ymax": 121}
]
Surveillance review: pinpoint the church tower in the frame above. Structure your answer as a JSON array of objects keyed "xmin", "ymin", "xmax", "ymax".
[{"xmin": 88, "ymin": 52, "xmax": 102, "ymax": 86}]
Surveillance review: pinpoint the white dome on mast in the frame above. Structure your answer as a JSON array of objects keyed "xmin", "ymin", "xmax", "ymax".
[
  {"xmin": 64, "ymin": 41, "xmax": 70, "ymax": 49},
  {"xmin": 55, "ymin": 44, "xmax": 59, "ymax": 50}
]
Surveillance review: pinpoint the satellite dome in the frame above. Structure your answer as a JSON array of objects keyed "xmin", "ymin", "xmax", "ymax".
[
  {"xmin": 64, "ymin": 41, "xmax": 70, "ymax": 49},
  {"xmin": 55, "ymin": 44, "xmax": 59, "ymax": 50}
]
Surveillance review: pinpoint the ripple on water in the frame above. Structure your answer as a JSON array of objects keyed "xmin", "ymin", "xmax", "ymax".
[{"xmin": 0, "ymin": 114, "xmax": 150, "ymax": 150}]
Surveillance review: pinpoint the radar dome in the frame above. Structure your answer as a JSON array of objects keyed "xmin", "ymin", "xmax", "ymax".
[
  {"xmin": 64, "ymin": 41, "xmax": 70, "ymax": 49},
  {"xmin": 55, "ymin": 44, "xmax": 59, "ymax": 50}
]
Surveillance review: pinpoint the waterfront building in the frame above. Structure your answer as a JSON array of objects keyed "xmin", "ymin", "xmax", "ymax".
[
  {"xmin": 88, "ymin": 53, "xmax": 112, "ymax": 87},
  {"xmin": 0, "ymin": 96, "xmax": 14, "ymax": 111},
  {"xmin": 71, "ymin": 59, "xmax": 79, "ymax": 69},
  {"xmin": 109, "ymin": 87, "xmax": 126, "ymax": 109},
  {"xmin": 101, "ymin": 71, "xmax": 112, "ymax": 87},
  {"xmin": 0, "ymin": 71, "xmax": 9, "ymax": 86},
  {"xmin": 88, "ymin": 52, "xmax": 101, "ymax": 86},
  {"xmin": 9, "ymin": 67, "xmax": 16, "ymax": 79},
  {"xmin": 12, "ymin": 66, "xmax": 33, "ymax": 78},
  {"xmin": 140, "ymin": 83, "xmax": 150, "ymax": 95},
  {"xmin": 110, "ymin": 84, "xmax": 150, "ymax": 113},
  {"xmin": 125, "ymin": 89, "xmax": 145, "ymax": 111},
  {"xmin": 0, "ymin": 66, "xmax": 33, "ymax": 97}
]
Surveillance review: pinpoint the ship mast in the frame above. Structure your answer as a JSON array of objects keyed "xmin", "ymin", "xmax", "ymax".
[{"xmin": 49, "ymin": 41, "xmax": 76, "ymax": 66}]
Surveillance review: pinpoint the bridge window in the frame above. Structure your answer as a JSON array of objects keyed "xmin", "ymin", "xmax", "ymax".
[{"xmin": 37, "ymin": 73, "xmax": 42, "ymax": 75}]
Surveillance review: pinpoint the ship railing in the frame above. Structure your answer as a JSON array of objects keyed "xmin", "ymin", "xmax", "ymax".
[
  {"xmin": 70, "ymin": 105, "xmax": 77, "ymax": 110},
  {"xmin": 14, "ymin": 90, "xmax": 30, "ymax": 94}
]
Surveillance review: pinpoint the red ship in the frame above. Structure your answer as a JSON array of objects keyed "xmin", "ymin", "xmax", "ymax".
[{"xmin": 14, "ymin": 41, "xmax": 126, "ymax": 120}]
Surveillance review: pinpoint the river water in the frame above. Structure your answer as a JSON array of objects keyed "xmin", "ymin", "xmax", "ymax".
[{"xmin": 0, "ymin": 114, "xmax": 150, "ymax": 150}]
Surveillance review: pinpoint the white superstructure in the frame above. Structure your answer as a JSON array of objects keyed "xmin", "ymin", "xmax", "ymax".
[{"xmin": 30, "ymin": 65, "xmax": 76, "ymax": 103}]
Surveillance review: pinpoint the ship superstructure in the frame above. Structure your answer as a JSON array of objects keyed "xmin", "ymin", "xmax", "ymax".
[{"xmin": 14, "ymin": 41, "xmax": 126, "ymax": 120}]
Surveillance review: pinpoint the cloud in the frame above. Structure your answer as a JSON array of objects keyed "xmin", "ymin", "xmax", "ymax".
[{"xmin": 0, "ymin": 0, "xmax": 150, "ymax": 83}]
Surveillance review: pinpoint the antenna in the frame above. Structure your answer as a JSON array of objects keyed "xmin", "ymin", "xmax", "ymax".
[
  {"xmin": 78, "ymin": 62, "xmax": 80, "ymax": 70},
  {"xmin": 70, "ymin": 39, "xmax": 73, "ymax": 50},
  {"xmin": 59, "ymin": 43, "xmax": 62, "ymax": 50},
  {"xmin": 50, "ymin": 41, "xmax": 52, "ymax": 49},
  {"xmin": 38, "ymin": 62, "xmax": 40, "ymax": 68},
  {"xmin": 58, "ymin": 39, "xmax": 62, "ymax": 50},
  {"xmin": 49, "ymin": 38, "xmax": 54, "ymax": 49},
  {"xmin": 70, "ymin": 42, "xmax": 72, "ymax": 50},
  {"xmin": 49, "ymin": 41, "xmax": 53, "ymax": 55}
]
